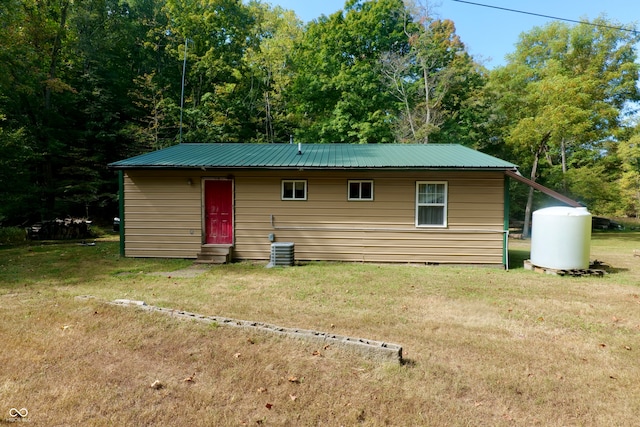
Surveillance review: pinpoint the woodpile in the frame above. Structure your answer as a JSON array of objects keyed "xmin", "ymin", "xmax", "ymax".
[{"xmin": 28, "ymin": 218, "xmax": 93, "ymax": 240}]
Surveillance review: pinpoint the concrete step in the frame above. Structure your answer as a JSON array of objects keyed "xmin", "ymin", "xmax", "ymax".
[
  {"xmin": 195, "ymin": 254, "xmax": 229, "ymax": 264},
  {"xmin": 195, "ymin": 245, "xmax": 233, "ymax": 264}
]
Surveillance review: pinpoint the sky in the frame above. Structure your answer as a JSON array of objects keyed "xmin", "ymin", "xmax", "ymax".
[{"xmin": 267, "ymin": 0, "xmax": 639, "ymax": 68}]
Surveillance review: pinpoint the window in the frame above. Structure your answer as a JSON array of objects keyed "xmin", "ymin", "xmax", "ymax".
[
  {"xmin": 348, "ymin": 180, "xmax": 373, "ymax": 201},
  {"xmin": 416, "ymin": 182, "xmax": 447, "ymax": 227},
  {"xmin": 282, "ymin": 180, "xmax": 307, "ymax": 200}
]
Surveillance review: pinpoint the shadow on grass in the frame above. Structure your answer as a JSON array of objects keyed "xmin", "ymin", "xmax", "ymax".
[
  {"xmin": 400, "ymin": 358, "xmax": 417, "ymax": 367},
  {"xmin": 0, "ymin": 240, "xmax": 191, "ymax": 288},
  {"xmin": 591, "ymin": 260, "xmax": 628, "ymax": 275},
  {"xmin": 508, "ymin": 249, "xmax": 530, "ymax": 270},
  {"xmin": 591, "ymin": 231, "xmax": 640, "ymax": 241}
]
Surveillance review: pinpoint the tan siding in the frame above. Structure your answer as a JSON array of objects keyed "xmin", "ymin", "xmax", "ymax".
[
  {"xmin": 123, "ymin": 171, "xmax": 202, "ymax": 258},
  {"xmin": 232, "ymin": 170, "xmax": 505, "ymax": 265},
  {"xmin": 125, "ymin": 216, "xmax": 201, "ymax": 225},
  {"xmin": 122, "ymin": 169, "xmax": 506, "ymax": 265}
]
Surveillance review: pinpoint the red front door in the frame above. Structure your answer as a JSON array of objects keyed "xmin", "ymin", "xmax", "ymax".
[{"xmin": 204, "ymin": 180, "xmax": 233, "ymax": 244}]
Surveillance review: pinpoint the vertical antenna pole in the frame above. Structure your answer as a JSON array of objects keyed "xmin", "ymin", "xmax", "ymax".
[{"xmin": 179, "ymin": 38, "xmax": 188, "ymax": 143}]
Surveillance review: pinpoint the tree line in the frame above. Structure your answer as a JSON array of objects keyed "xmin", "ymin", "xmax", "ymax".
[{"xmin": 0, "ymin": 0, "xmax": 639, "ymax": 226}]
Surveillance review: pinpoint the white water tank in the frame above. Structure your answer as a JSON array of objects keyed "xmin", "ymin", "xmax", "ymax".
[{"xmin": 530, "ymin": 206, "xmax": 591, "ymax": 270}]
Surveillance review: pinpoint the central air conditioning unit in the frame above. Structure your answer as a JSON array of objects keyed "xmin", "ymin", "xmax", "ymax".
[{"xmin": 267, "ymin": 242, "xmax": 295, "ymax": 267}]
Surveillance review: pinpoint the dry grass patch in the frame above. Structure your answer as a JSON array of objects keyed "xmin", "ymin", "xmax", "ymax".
[
  {"xmin": 0, "ymin": 297, "xmax": 425, "ymax": 426},
  {"xmin": 1, "ymin": 234, "xmax": 640, "ymax": 425}
]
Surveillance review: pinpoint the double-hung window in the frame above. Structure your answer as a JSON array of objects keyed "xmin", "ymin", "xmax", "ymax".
[
  {"xmin": 348, "ymin": 180, "xmax": 373, "ymax": 201},
  {"xmin": 416, "ymin": 182, "xmax": 447, "ymax": 227},
  {"xmin": 282, "ymin": 180, "xmax": 307, "ymax": 200}
]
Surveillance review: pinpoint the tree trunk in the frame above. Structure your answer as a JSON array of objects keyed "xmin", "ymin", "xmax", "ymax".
[
  {"xmin": 561, "ymin": 137, "xmax": 567, "ymax": 192},
  {"xmin": 522, "ymin": 162, "xmax": 538, "ymax": 239},
  {"xmin": 264, "ymin": 68, "xmax": 274, "ymax": 143},
  {"xmin": 404, "ymin": 101, "xmax": 416, "ymax": 141},
  {"xmin": 423, "ymin": 66, "xmax": 430, "ymax": 143},
  {"xmin": 45, "ymin": 0, "xmax": 70, "ymax": 110},
  {"xmin": 381, "ymin": 52, "xmax": 416, "ymax": 142},
  {"xmin": 42, "ymin": 0, "xmax": 71, "ymax": 215},
  {"xmin": 522, "ymin": 131, "xmax": 551, "ymax": 239}
]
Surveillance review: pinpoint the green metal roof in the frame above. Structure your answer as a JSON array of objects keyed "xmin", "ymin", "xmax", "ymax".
[{"xmin": 109, "ymin": 143, "xmax": 517, "ymax": 170}]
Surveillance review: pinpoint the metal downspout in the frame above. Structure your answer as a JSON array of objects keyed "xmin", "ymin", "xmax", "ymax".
[{"xmin": 503, "ymin": 174, "xmax": 510, "ymax": 270}]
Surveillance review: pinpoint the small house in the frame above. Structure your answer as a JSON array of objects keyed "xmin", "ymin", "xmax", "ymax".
[{"xmin": 109, "ymin": 143, "xmax": 522, "ymax": 267}]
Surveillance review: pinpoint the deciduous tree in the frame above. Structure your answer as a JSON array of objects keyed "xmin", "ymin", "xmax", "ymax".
[
  {"xmin": 486, "ymin": 18, "xmax": 639, "ymax": 227},
  {"xmin": 243, "ymin": 1, "xmax": 303, "ymax": 143},
  {"xmin": 288, "ymin": 0, "xmax": 408, "ymax": 144}
]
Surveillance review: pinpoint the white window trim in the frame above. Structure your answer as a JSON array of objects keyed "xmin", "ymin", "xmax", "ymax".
[
  {"xmin": 347, "ymin": 180, "xmax": 374, "ymax": 201},
  {"xmin": 415, "ymin": 181, "xmax": 448, "ymax": 228},
  {"xmin": 281, "ymin": 179, "xmax": 307, "ymax": 200}
]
